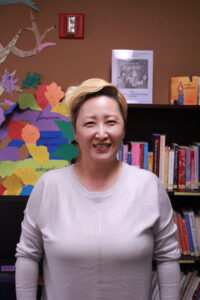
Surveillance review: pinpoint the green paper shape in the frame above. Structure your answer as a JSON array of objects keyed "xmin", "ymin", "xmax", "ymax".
[
  {"xmin": 22, "ymin": 72, "xmax": 41, "ymax": 89},
  {"xmin": 52, "ymin": 143, "xmax": 78, "ymax": 160},
  {"xmin": 54, "ymin": 120, "xmax": 74, "ymax": 141},
  {"xmin": 18, "ymin": 93, "xmax": 41, "ymax": 111}
]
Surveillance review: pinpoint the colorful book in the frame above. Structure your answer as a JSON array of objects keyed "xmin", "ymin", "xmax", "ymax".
[
  {"xmin": 152, "ymin": 134, "xmax": 160, "ymax": 177},
  {"xmin": 168, "ymin": 148, "xmax": 174, "ymax": 191},
  {"xmin": 170, "ymin": 76, "xmax": 199, "ymax": 105},
  {"xmin": 178, "ymin": 146, "xmax": 186, "ymax": 191},
  {"xmin": 183, "ymin": 211, "xmax": 195, "ymax": 256}
]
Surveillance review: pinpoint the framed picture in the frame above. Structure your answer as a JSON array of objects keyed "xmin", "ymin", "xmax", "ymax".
[{"xmin": 112, "ymin": 49, "xmax": 153, "ymax": 104}]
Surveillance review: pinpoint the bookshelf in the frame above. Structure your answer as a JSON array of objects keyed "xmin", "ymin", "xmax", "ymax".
[{"xmin": 126, "ymin": 104, "xmax": 200, "ymax": 262}]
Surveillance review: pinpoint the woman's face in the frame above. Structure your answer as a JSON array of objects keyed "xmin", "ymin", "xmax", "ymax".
[{"xmin": 75, "ymin": 96, "xmax": 124, "ymax": 164}]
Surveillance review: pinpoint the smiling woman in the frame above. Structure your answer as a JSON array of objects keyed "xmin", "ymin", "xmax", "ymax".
[{"xmin": 15, "ymin": 78, "xmax": 180, "ymax": 300}]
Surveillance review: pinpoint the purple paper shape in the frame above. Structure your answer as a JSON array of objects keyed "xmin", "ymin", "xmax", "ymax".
[
  {"xmin": 0, "ymin": 147, "xmax": 20, "ymax": 161},
  {"xmin": 0, "ymin": 108, "xmax": 5, "ymax": 125},
  {"xmin": 0, "ymin": 125, "xmax": 7, "ymax": 141},
  {"xmin": 12, "ymin": 104, "xmax": 70, "ymax": 131}
]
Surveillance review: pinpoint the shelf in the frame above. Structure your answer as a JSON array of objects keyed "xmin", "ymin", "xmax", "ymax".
[
  {"xmin": 167, "ymin": 190, "xmax": 200, "ymax": 196},
  {"xmin": 128, "ymin": 104, "xmax": 200, "ymax": 110}
]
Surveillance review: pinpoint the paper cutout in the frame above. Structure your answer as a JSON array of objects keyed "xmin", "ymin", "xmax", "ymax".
[
  {"xmin": 4, "ymin": 99, "xmax": 15, "ymax": 105},
  {"xmin": 26, "ymin": 144, "xmax": 49, "ymax": 163},
  {"xmin": 51, "ymin": 100, "xmax": 69, "ymax": 117},
  {"xmin": 3, "ymin": 174, "xmax": 22, "ymax": 195},
  {"xmin": 21, "ymin": 124, "xmax": 40, "ymax": 144},
  {"xmin": 20, "ymin": 185, "xmax": 33, "ymax": 195},
  {"xmin": 0, "ymin": 136, "xmax": 11, "ymax": 149},
  {"xmin": 0, "ymin": 159, "xmax": 68, "ymax": 179},
  {"xmin": 18, "ymin": 93, "xmax": 41, "ymax": 111},
  {"xmin": 54, "ymin": 120, "xmax": 74, "ymax": 141},
  {"xmin": 35, "ymin": 83, "xmax": 49, "ymax": 109},
  {"xmin": 12, "ymin": 105, "xmax": 70, "ymax": 131},
  {"xmin": 0, "ymin": 147, "xmax": 20, "ymax": 161},
  {"xmin": 37, "ymin": 131, "xmax": 68, "ymax": 155},
  {"xmin": 0, "ymin": 29, "xmax": 22, "ymax": 65},
  {"xmin": 7, "ymin": 120, "xmax": 24, "ymax": 140},
  {"xmin": 45, "ymin": 82, "xmax": 64, "ymax": 107},
  {"xmin": 0, "ymin": 70, "xmax": 18, "ymax": 94},
  {"xmin": 0, "ymin": 85, "xmax": 4, "ymax": 95},
  {"xmin": 0, "ymin": 184, "xmax": 6, "ymax": 195},
  {"xmin": 14, "ymin": 167, "xmax": 38, "ymax": 185},
  {"xmin": 11, "ymin": 11, "xmax": 56, "ymax": 58},
  {"xmin": 0, "ymin": 108, "xmax": 5, "ymax": 125},
  {"xmin": 17, "ymin": 143, "xmax": 29, "ymax": 160},
  {"xmin": 4, "ymin": 103, "xmax": 17, "ymax": 115},
  {"xmin": 0, "ymin": 11, "xmax": 55, "ymax": 65},
  {"xmin": 8, "ymin": 139, "xmax": 24, "ymax": 147},
  {"xmin": 22, "ymin": 72, "xmax": 41, "ymax": 89},
  {"xmin": 0, "ymin": 0, "xmax": 39, "ymax": 11},
  {"xmin": 37, "ymin": 42, "xmax": 56, "ymax": 52},
  {"xmin": 52, "ymin": 143, "xmax": 78, "ymax": 160}
]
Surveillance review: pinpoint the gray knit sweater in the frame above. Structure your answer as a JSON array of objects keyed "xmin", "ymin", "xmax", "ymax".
[{"xmin": 15, "ymin": 163, "xmax": 180, "ymax": 300}]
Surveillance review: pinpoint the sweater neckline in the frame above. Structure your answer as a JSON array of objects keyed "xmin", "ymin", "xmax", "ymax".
[{"xmin": 69, "ymin": 162, "xmax": 129, "ymax": 200}]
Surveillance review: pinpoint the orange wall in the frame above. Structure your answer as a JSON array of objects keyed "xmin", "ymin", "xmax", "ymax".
[{"xmin": 0, "ymin": 0, "xmax": 200, "ymax": 104}]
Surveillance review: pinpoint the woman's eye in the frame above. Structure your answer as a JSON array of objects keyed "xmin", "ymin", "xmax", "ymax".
[
  {"xmin": 107, "ymin": 120, "xmax": 116, "ymax": 125},
  {"xmin": 85, "ymin": 122, "xmax": 95, "ymax": 127}
]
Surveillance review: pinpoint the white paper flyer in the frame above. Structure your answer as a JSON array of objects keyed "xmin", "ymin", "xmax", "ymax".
[{"xmin": 112, "ymin": 49, "xmax": 153, "ymax": 104}]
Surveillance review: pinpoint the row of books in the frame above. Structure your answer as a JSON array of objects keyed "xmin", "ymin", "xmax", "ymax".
[
  {"xmin": 118, "ymin": 134, "xmax": 200, "ymax": 191},
  {"xmin": 174, "ymin": 210, "xmax": 200, "ymax": 257},
  {"xmin": 152, "ymin": 270, "xmax": 200, "ymax": 300},
  {"xmin": 170, "ymin": 76, "xmax": 200, "ymax": 105}
]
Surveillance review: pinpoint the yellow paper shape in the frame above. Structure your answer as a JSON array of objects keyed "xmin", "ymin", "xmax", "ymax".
[
  {"xmin": 51, "ymin": 101, "xmax": 69, "ymax": 117},
  {"xmin": 27, "ymin": 144, "xmax": 50, "ymax": 164},
  {"xmin": 3, "ymin": 174, "xmax": 22, "ymax": 195},
  {"xmin": 21, "ymin": 124, "xmax": 40, "ymax": 144},
  {"xmin": 45, "ymin": 82, "xmax": 64, "ymax": 107},
  {"xmin": 14, "ymin": 167, "xmax": 38, "ymax": 185},
  {"xmin": 0, "ymin": 159, "xmax": 68, "ymax": 178}
]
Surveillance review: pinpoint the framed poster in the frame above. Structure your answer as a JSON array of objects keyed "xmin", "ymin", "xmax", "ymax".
[{"xmin": 112, "ymin": 49, "xmax": 153, "ymax": 104}]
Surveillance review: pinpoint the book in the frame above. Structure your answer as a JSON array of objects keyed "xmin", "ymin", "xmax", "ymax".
[
  {"xmin": 152, "ymin": 134, "xmax": 160, "ymax": 177},
  {"xmin": 168, "ymin": 148, "xmax": 174, "ymax": 191},
  {"xmin": 130, "ymin": 142, "xmax": 141, "ymax": 168},
  {"xmin": 148, "ymin": 152, "xmax": 153, "ymax": 172},
  {"xmin": 159, "ymin": 134, "xmax": 166, "ymax": 183},
  {"xmin": 170, "ymin": 76, "xmax": 199, "ymax": 105},
  {"xmin": 183, "ymin": 211, "xmax": 195, "ymax": 256},
  {"xmin": 178, "ymin": 146, "xmax": 186, "ymax": 191},
  {"xmin": 172, "ymin": 143, "xmax": 179, "ymax": 189}
]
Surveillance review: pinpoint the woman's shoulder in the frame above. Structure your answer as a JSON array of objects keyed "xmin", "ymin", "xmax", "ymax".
[{"xmin": 124, "ymin": 163, "xmax": 157, "ymax": 181}]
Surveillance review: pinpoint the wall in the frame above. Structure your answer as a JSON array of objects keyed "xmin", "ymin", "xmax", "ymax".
[{"xmin": 0, "ymin": 0, "xmax": 200, "ymax": 104}]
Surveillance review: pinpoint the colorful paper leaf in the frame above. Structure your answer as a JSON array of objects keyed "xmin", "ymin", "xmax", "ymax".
[
  {"xmin": 22, "ymin": 72, "xmax": 41, "ymax": 89},
  {"xmin": 54, "ymin": 120, "xmax": 74, "ymax": 141},
  {"xmin": 52, "ymin": 142, "xmax": 78, "ymax": 160}
]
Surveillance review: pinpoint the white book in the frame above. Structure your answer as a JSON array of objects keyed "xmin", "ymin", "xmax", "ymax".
[
  {"xmin": 168, "ymin": 148, "xmax": 174, "ymax": 191},
  {"xmin": 159, "ymin": 134, "xmax": 166, "ymax": 184}
]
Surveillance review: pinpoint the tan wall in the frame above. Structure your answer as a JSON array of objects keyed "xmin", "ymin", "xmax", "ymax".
[{"xmin": 0, "ymin": 0, "xmax": 200, "ymax": 104}]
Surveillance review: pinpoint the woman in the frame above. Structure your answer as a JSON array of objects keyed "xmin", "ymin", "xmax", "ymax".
[{"xmin": 15, "ymin": 78, "xmax": 180, "ymax": 300}]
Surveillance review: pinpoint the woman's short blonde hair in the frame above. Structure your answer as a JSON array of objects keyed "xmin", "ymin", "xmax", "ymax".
[{"xmin": 65, "ymin": 78, "xmax": 127, "ymax": 129}]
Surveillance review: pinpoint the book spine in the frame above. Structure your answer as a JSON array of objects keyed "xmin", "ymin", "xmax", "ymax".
[
  {"xmin": 190, "ymin": 148, "xmax": 195, "ymax": 190},
  {"xmin": 152, "ymin": 134, "xmax": 160, "ymax": 177},
  {"xmin": 185, "ymin": 147, "xmax": 191, "ymax": 189},
  {"xmin": 122, "ymin": 144, "xmax": 128, "ymax": 163},
  {"xmin": 131, "ymin": 143, "xmax": 141, "ymax": 168},
  {"xmin": 163, "ymin": 146, "xmax": 169, "ymax": 189},
  {"xmin": 168, "ymin": 149, "xmax": 174, "ymax": 191},
  {"xmin": 159, "ymin": 134, "xmax": 166, "ymax": 183},
  {"xmin": 148, "ymin": 152, "xmax": 153, "ymax": 172},
  {"xmin": 143, "ymin": 143, "xmax": 149, "ymax": 170},
  {"xmin": 173, "ymin": 143, "xmax": 179, "ymax": 189},
  {"xmin": 139, "ymin": 143, "xmax": 144, "ymax": 168},
  {"xmin": 188, "ymin": 211, "xmax": 200, "ymax": 256},
  {"xmin": 178, "ymin": 147, "xmax": 186, "ymax": 191},
  {"xmin": 183, "ymin": 212, "xmax": 195, "ymax": 256}
]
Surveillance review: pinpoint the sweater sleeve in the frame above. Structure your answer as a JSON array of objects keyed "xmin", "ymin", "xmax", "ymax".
[
  {"xmin": 15, "ymin": 176, "xmax": 45, "ymax": 299},
  {"xmin": 152, "ymin": 179, "xmax": 181, "ymax": 299}
]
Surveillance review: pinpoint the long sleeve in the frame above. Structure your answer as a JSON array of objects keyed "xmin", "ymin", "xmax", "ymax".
[
  {"xmin": 153, "ymin": 179, "xmax": 181, "ymax": 299},
  {"xmin": 15, "ymin": 176, "xmax": 45, "ymax": 299},
  {"xmin": 15, "ymin": 257, "xmax": 39, "ymax": 300}
]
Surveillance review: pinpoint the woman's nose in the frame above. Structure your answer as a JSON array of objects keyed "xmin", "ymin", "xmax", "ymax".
[{"xmin": 95, "ymin": 124, "xmax": 108, "ymax": 138}]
